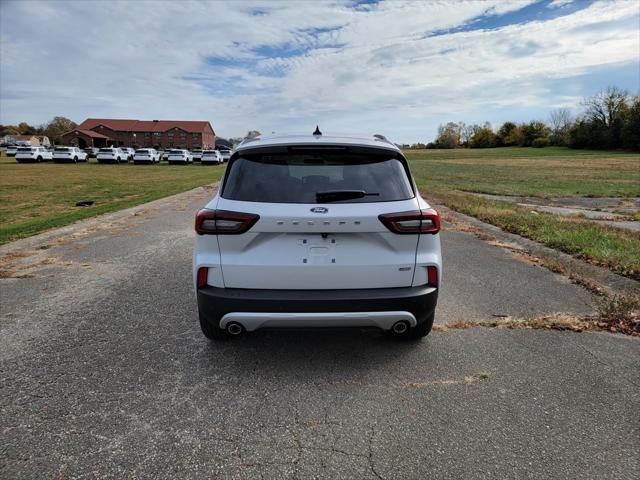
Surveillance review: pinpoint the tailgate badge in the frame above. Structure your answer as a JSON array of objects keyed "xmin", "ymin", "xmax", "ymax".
[{"xmin": 310, "ymin": 207, "xmax": 328, "ymax": 214}]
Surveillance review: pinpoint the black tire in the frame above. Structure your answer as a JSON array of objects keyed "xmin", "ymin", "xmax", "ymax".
[
  {"xmin": 73, "ymin": 156, "xmax": 78, "ymax": 163},
  {"xmin": 406, "ymin": 312, "xmax": 434, "ymax": 339},
  {"xmin": 37, "ymin": 156, "xmax": 42, "ymax": 162},
  {"xmin": 199, "ymin": 313, "xmax": 230, "ymax": 341}
]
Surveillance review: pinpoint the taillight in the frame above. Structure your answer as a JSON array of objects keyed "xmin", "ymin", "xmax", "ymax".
[
  {"xmin": 195, "ymin": 209, "xmax": 260, "ymax": 235},
  {"xmin": 379, "ymin": 209, "xmax": 440, "ymax": 234},
  {"xmin": 427, "ymin": 266, "xmax": 438, "ymax": 286},
  {"xmin": 197, "ymin": 267, "xmax": 208, "ymax": 288}
]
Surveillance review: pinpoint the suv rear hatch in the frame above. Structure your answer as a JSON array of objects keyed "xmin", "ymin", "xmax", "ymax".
[{"xmin": 213, "ymin": 147, "xmax": 423, "ymax": 290}]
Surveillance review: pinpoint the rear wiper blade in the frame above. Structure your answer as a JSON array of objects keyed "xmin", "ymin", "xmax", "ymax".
[{"xmin": 315, "ymin": 190, "xmax": 380, "ymax": 203}]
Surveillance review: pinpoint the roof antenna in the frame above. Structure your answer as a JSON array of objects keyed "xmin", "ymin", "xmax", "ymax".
[{"xmin": 313, "ymin": 125, "xmax": 322, "ymax": 136}]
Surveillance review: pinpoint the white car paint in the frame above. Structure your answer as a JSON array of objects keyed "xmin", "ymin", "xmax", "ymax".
[
  {"xmin": 97, "ymin": 147, "xmax": 126, "ymax": 163},
  {"xmin": 53, "ymin": 146, "xmax": 88, "ymax": 162},
  {"xmin": 201, "ymin": 150, "xmax": 223, "ymax": 164},
  {"xmin": 120, "ymin": 147, "xmax": 135, "ymax": 161},
  {"xmin": 167, "ymin": 149, "xmax": 193, "ymax": 164},
  {"xmin": 133, "ymin": 148, "xmax": 161, "ymax": 163},
  {"xmin": 191, "ymin": 149, "xmax": 203, "ymax": 161},
  {"xmin": 5, "ymin": 146, "xmax": 18, "ymax": 157},
  {"xmin": 219, "ymin": 149, "xmax": 231, "ymax": 162},
  {"xmin": 15, "ymin": 146, "xmax": 53, "ymax": 162}
]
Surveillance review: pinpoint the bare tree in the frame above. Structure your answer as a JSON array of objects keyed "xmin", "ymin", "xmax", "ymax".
[
  {"xmin": 245, "ymin": 130, "xmax": 261, "ymax": 139},
  {"xmin": 548, "ymin": 108, "xmax": 573, "ymax": 146},
  {"xmin": 583, "ymin": 87, "xmax": 629, "ymax": 127},
  {"xmin": 549, "ymin": 108, "xmax": 572, "ymax": 133}
]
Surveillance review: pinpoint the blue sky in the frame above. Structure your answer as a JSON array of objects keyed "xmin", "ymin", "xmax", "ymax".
[{"xmin": 0, "ymin": 0, "xmax": 638, "ymax": 142}]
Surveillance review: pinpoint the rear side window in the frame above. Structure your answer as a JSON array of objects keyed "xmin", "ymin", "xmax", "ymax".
[{"xmin": 222, "ymin": 152, "xmax": 414, "ymax": 203}]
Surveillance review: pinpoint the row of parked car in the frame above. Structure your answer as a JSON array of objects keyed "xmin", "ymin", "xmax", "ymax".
[{"xmin": 6, "ymin": 145, "xmax": 232, "ymax": 165}]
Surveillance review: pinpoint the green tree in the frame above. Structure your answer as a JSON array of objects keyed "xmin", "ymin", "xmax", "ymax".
[
  {"xmin": 434, "ymin": 122, "xmax": 462, "ymax": 148},
  {"xmin": 44, "ymin": 116, "xmax": 77, "ymax": 144},
  {"xmin": 521, "ymin": 121, "xmax": 550, "ymax": 146},
  {"xmin": 621, "ymin": 96, "xmax": 640, "ymax": 151},
  {"xmin": 496, "ymin": 122, "xmax": 519, "ymax": 146},
  {"xmin": 469, "ymin": 122, "xmax": 497, "ymax": 148}
]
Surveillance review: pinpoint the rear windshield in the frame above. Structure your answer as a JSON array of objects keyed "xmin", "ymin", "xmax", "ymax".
[
  {"xmin": 222, "ymin": 153, "xmax": 414, "ymax": 203},
  {"xmin": 169, "ymin": 150, "xmax": 183, "ymax": 154},
  {"xmin": 55, "ymin": 148, "xmax": 70, "ymax": 152},
  {"xmin": 203, "ymin": 150, "xmax": 216, "ymax": 154},
  {"xmin": 135, "ymin": 149, "xmax": 150, "ymax": 153},
  {"xmin": 17, "ymin": 147, "xmax": 33, "ymax": 152},
  {"xmin": 99, "ymin": 148, "xmax": 113, "ymax": 152}
]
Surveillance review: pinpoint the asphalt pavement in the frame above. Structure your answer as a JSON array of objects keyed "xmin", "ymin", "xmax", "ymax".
[{"xmin": 1, "ymin": 186, "xmax": 638, "ymax": 479}]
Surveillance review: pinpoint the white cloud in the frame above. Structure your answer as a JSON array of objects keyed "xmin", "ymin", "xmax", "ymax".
[{"xmin": 0, "ymin": 0, "xmax": 638, "ymax": 142}]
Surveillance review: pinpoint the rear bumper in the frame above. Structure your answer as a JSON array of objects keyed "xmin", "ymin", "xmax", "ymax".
[{"xmin": 197, "ymin": 285, "xmax": 438, "ymax": 331}]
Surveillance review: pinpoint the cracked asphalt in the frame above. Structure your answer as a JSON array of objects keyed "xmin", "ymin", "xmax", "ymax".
[{"xmin": 1, "ymin": 186, "xmax": 638, "ymax": 479}]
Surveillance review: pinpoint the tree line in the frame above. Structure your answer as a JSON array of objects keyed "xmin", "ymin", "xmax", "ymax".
[
  {"xmin": 411, "ymin": 87, "xmax": 639, "ymax": 151},
  {"xmin": 0, "ymin": 117, "xmax": 77, "ymax": 145}
]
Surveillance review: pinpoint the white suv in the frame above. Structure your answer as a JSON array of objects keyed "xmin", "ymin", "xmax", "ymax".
[
  {"xmin": 15, "ymin": 146, "xmax": 53, "ymax": 163},
  {"xmin": 167, "ymin": 149, "xmax": 193, "ymax": 164},
  {"xmin": 53, "ymin": 146, "xmax": 88, "ymax": 163},
  {"xmin": 133, "ymin": 148, "xmax": 160, "ymax": 164},
  {"xmin": 193, "ymin": 131, "xmax": 442, "ymax": 340},
  {"xmin": 97, "ymin": 147, "xmax": 126, "ymax": 163},
  {"xmin": 201, "ymin": 149, "xmax": 223, "ymax": 164}
]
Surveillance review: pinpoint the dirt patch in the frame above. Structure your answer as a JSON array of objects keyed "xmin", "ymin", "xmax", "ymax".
[
  {"xmin": 0, "ymin": 250, "xmax": 75, "ymax": 279},
  {"xmin": 433, "ymin": 307, "xmax": 640, "ymax": 336}
]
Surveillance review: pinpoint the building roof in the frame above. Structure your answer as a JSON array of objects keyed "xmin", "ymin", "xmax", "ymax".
[
  {"xmin": 236, "ymin": 133, "xmax": 400, "ymax": 153},
  {"xmin": 75, "ymin": 129, "xmax": 110, "ymax": 139},
  {"xmin": 76, "ymin": 118, "xmax": 214, "ymax": 134}
]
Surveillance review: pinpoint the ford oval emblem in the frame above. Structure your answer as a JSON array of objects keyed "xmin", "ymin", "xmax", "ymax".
[{"xmin": 310, "ymin": 207, "xmax": 328, "ymax": 213}]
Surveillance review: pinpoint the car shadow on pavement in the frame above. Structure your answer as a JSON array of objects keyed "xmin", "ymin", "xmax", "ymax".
[{"xmin": 199, "ymin": 329, "xmax": 427, "ymax": 381}]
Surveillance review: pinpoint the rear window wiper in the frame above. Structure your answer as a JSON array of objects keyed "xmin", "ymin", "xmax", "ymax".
[{"xmin": 315, "ymin": 190, "xmax": 380, "ymax": 203}]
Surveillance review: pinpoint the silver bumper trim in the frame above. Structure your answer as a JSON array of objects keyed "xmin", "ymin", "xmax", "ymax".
[{"xmin": 219, "ymin": 311, "xmax": 417, "ymax": 332}]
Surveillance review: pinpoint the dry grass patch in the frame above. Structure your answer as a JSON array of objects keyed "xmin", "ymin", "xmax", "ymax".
[{"xmin": 434, "ymin": 295, "xmax": 640, "ymax": 336}]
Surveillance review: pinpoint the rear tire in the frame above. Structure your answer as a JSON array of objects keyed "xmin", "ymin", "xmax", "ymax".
[
  {"xmin": 37, "ymin": 156, "xmax": 42, "ymax": 162},
  {"xmin": 73, "ymin": 156, "xmax": 78, "ymax": 163},
  {"xmin": 406, "ymin": 312, "xmax": 434, "ymax": 339},
  {"xmin": 199, "ymin": 313, "xmax": 230, "ymax": 341}
]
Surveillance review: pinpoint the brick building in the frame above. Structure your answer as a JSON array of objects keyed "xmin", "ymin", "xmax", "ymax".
[{"xmin": 62, "ymin": 118, "xmax": 215, "ymax": 149}]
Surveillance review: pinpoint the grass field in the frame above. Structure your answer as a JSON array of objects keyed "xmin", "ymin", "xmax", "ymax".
[
  {"xmin": 401, "ymin": 147, "xmax": 640, "ymax": 280},
  {"xmin": 406, "ymin": 147, "xmax": 640, "ymax": 197},
  {"xmin": 0, "ymin": 158, "xmax": 224, "ymax": 244},
  {"xmin": 1, "ymin": 147, "xmax": 639, "ymax": 279}
]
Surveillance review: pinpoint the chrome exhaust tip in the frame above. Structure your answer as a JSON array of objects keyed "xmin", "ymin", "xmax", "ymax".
[
  {"xmin": 391, "ymin": 321, "xmax": 409, "ymax": 335},
  {"xmin": 226, "ymin": 322, "xmax": 244, "ymax": 336}
]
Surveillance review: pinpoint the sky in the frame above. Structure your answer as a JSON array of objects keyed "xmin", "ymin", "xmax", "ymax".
[{"xmin": 0, "ymin": 0, "xmax": 638, "ymax": 143}]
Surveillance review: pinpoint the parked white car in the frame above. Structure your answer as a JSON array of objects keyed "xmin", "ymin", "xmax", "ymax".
[
  {"xmin": 53, "ymin": 146, "xmax": 88, "ymax": 163},
  {"xmin": 193, "ymin": 131, "xmax": 442, "ymax": 340},
  {"xmin": 5, "ymin": 145, "xmax": 18, "ymax": 157},
  {"xmin": 166, "ymin": 149, "xmax": 193, "ymax": 164},
  {"xmin": 133, "ymin": 148, "xmax": 160, "ymax": 164},
  {"xmin": 201, "ymin": 150, "xmax": 223, "ymax": 165},
  {"xmin": 97, "ymin": 147, "xmax": 127, "ymax": 163},
  {"xmin": 119, "ymin": 147, "xmax": 135, "ymax": 161},
  {"xmin": 219, "ymin": 148, "xmax": 231, "ymax": 162},
  {"xmin": 15, "ymin": 146, "xmax": 53, "ymax": 163},
  {"xmin": 191, "ymin": 149, "xmax": 203, "ymax": 161}
]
